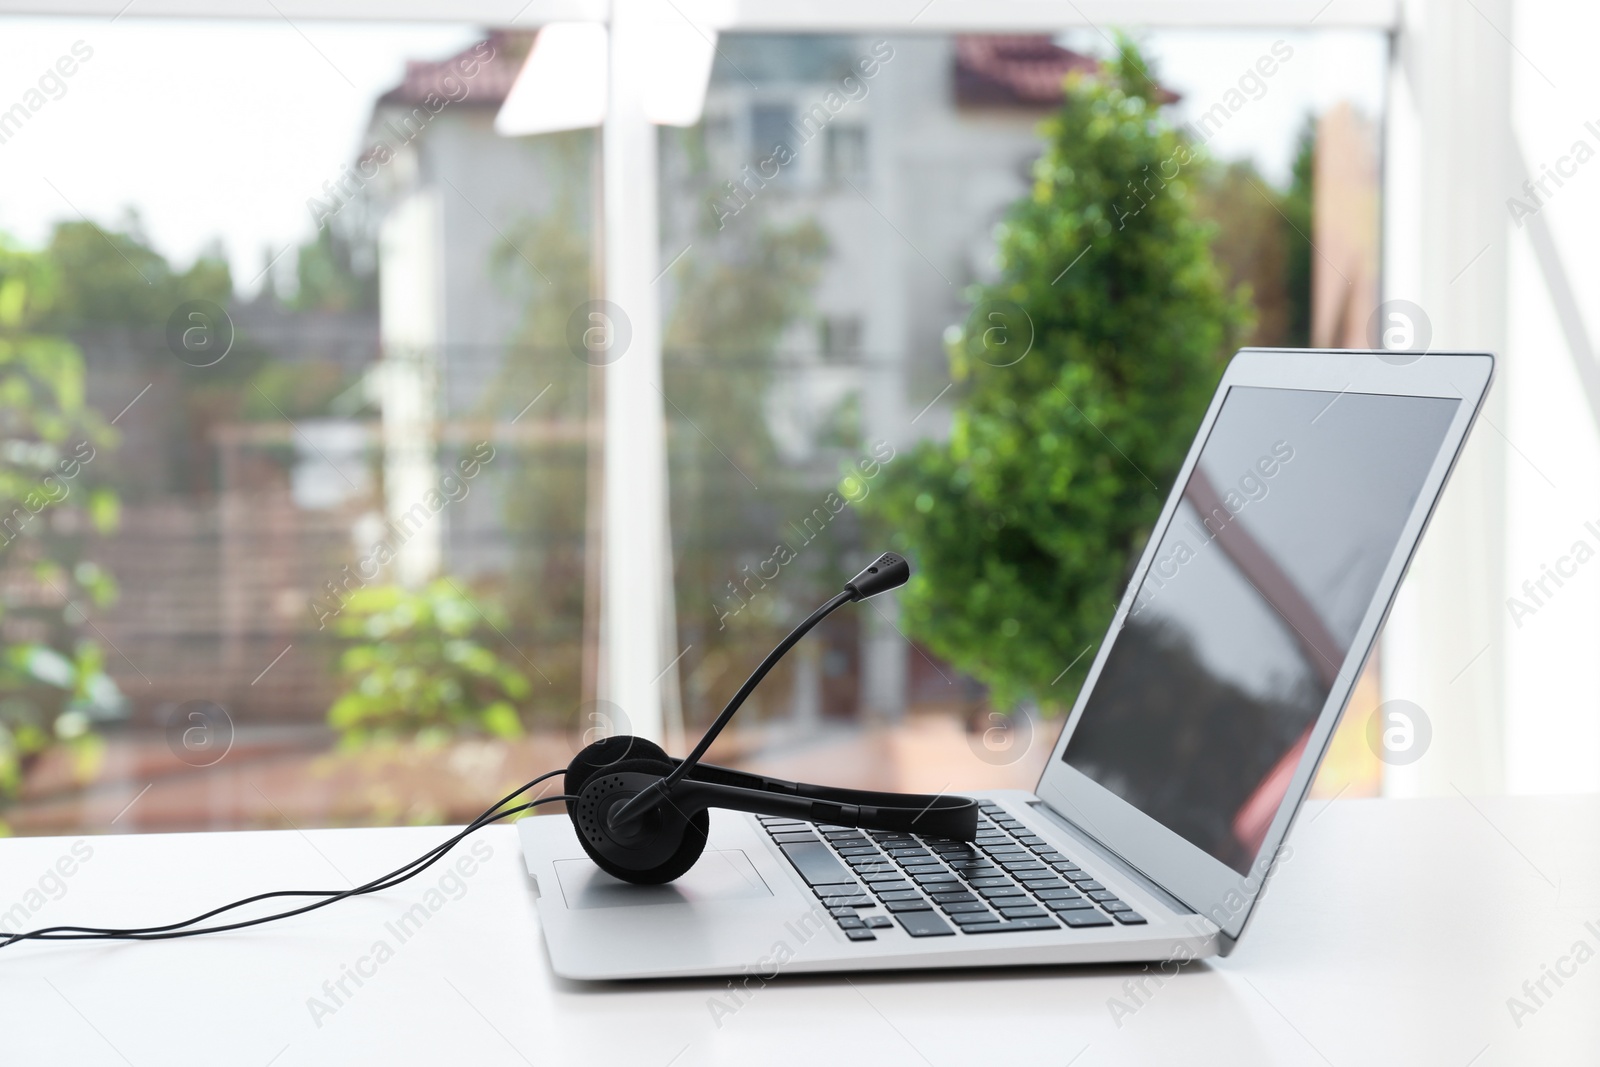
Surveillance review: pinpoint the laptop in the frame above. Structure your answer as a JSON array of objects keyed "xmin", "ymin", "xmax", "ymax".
[{"xmin": 518, "ymin": 347, "xmax": 1493, "ymax": 980}]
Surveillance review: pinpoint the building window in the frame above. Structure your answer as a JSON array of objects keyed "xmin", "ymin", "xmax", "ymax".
[
  {"xmin": 749, "ymin": 102, "xmax": 795, "ymax": 165},
  {"xmin": 825, "ymin": 125, "xmax": 868, "ymax": 181},
  {"xmin": 819, "ymin": 316, "xmax": 863, "ymax": 360}
]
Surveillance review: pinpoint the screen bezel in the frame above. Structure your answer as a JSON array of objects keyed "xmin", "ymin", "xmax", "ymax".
[{"xmin": 1035, "ymin": 348, "xmax": 1494, "ymax": 949}]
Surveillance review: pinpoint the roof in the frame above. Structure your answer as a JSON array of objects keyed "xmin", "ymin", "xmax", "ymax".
[
  {"xmin": 953, "ymin": 35, "xmax": 1178, "ymax": 109},
  {"xmin": 372, "ymin": 31, "xmax": 1172, "ymax": 116},
  {"xmin": 375, "ymin": 30, "xmax": 532, "ymax": 110}
]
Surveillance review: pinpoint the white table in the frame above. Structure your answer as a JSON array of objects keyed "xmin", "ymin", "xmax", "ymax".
[{"xmin": 2, "ymin": 796, "xmax": 1597, "ymax": 1066}]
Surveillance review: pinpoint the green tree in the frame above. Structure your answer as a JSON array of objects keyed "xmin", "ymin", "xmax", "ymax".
[
  {"xmin": 0, "ymin": 235, "xmax": 126, "ymax": 811},
  {"xmin": 1282, "ymin": 117, "xmax": 1315, "ymax": 348},
  {"xmin": 865, "ymin": 42, "xmax": 1249, "ymax": 712}
]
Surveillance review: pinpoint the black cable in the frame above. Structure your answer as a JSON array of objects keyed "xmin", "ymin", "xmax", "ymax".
[{"xmin": 0, "ymin": 769, "xmax": 572, "ymax": 948}]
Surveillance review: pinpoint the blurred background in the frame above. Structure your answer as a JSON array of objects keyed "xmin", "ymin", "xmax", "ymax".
[{"xmin": 0, "ymin": 0, "xmax": 1591, "ymax": 837}]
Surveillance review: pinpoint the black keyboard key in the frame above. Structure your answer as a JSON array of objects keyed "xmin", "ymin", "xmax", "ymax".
[
  {"xmin": 999, "ymin": 905, "xmax": 1046, "ymax": 919},
  {"xmin": 912, "ymin": 873, "xmax": 961, "ymax": 886},
  {"xmin": 877, "ymin": 891, "xmax": 924, "ymax": 903},
  {"xmin": 832, "ymin": 896, "xmax": 874, "ymax": 908},
  {"xmin": 781, "ymin": 842, "xmax": 858, "ymax": 886},
  {"xmin": 862, "ymin": 870, "xmax": 910, "ymax": 882},
  {"xmin": 942, "ymin": 900, "xmax": 989, "ymax": 914},
  {"xmin": 1044, "ymin": 898, "xmax": 1095, "ymax": 911},
  {"xmin": 837, "ymin": 846, "xmax": 880, "ymax": 857},
  {"xmin": 886, "ymin": 899, "xmax": 934, "ymax": 914},
  {"xmin": 865, "ymin": 915, "xmax": 893, "ymax": 929},
  {"xmin": 960, "ymin": 916, "xmax": 1059, "ymax": 933},
  {"xmin": 847, "ymin": 852, "xmax": 890, "ymax": 864},
  {"xmin": 968, "ymin": 877, "xmax": 1015, "ymax": 889},
  {"xmin": 815, "ymin": 883, "xmax": 864, "ymax": 896},
  {"xmin": 837, "ymin": 915, "xmax": 866, "ymax": 929},
  {"xmin": 977, "ymin": 885, "xmax": 1027, "ymax": 899},
  {"xmin": 1103, "ymin": 900, "xmax": 1132, "ymax": 912},
  {"xmin": 949, "ymin": 911, "xmax": 1000, "ymax": 926},
  {"xmin": 1036, "ymin": 851, "xmax": 1067, "ymax": 862},
  {"xmin": 829, "ymin": 906, "xmax": 857, "ymax": 918},
  {"xmin": 1088, "ymin": 890, "xmax": 1118, "ymax": 902},
  {"xmin": 1111, "ymin": 910, "xmax": 1146, "ymax": 924},
  {"xmin": 1020, "ymin": 877, "xmax": 1064, "ymax": 889},
  {"xmin": 930, "ymin": 891, "xmax": 976, "ymax": 904},
  {"xmin": 1032, "ymin": 888, "xmax": 1082, "ymax": 901},
  {"xmin": 1017, "ymin": 835, "xmax": 1047, "ymax": 846},
  {"xmin": 1077, "ymin": 880, "xmax": 1105, "ymax": 891},
  {"xmin": 845, "ymin": 928, "xmax": 877, "ymax": 941},
  {"xmin": 1060, "ymin": 909, "xmax": 1114, "ymax": 927},
  {"xmin": 901, "ymin": 864, "xmax": 946, "ymax": 876},
  {"xmin": 895, "ymin": 911, "xmax": 955, "ymax": 937},
  {"xmin": 772, "ymin": 833, "xmax": 821, "ymax": 845}
]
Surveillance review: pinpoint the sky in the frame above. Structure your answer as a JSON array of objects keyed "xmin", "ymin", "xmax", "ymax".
[
  {"xmin": 0, "ymin": 18, "xmax": 1386, "ymax": 297},
  {"xmin": 0, "ymin": 18, "xmax": 480, "ymax": 290}
]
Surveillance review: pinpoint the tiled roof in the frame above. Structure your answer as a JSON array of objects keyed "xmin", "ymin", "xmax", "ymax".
[
  {"xmin": 953, "ymin": 35, "xmax": 1178, "ymax": 109},
  {"xmin": 376, "ymin": 30, "xmax": 532, "ymax": 109}
]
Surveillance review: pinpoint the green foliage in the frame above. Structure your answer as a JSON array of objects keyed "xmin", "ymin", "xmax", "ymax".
[
  {"xmin": 40, "ymin": 217, "xmax": 232, "ymax": 332},
  {"xmin": 0, "ymin": 643, "xmax": 115, "ymax": 797},
  {"xmin": 1193, "ymin": 159, "xmax": 1294, "ymax": 347},
  {"xmin": 660, "ymin": 131, "xmax": 832, "ymax": 725},
  {"xmin": 484, "ymin": 127, "xmax": 831, "ymax": 726},
  {"xmin": 485, "ymin": 131, "xmax": 597, "ymax": 714},
  {"xmin": 1282, "ymin": 117, "xmax": 1315, "ymax": 347},
  {"xmin": 865, "ymin": 41, "xmax": 1248, "ymax": 712},
  {"xmin": 0, "ymin": 234, "xmax": 126, "ymax": 811},
  {"xmin": 327, "ymin": 580, "xmax": 533, "ymax": 746},
  {"xmin": 290, "ymin": 223, "xmax": 378, "ymax": 314}
]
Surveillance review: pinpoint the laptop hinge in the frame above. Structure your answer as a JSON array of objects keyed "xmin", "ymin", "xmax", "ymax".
[{"xmin": 1030, "ymin": 800, "xmax": 1198, "ymax": 918}]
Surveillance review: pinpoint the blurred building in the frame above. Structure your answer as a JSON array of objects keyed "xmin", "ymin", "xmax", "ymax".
[{"xmin": 361, "ymin": 32, "xmax": 1110, "ymax": 722}]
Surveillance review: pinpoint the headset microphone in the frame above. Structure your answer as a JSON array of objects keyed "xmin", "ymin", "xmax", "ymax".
[{"xmin": 566, "ymin": 552, "xmax": 980, "ymax": 885}]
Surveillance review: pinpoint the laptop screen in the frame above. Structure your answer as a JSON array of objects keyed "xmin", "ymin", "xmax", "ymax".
[{"xmin": 1060, "ymin": 385, "xmax": 1460, "ymax": 874}]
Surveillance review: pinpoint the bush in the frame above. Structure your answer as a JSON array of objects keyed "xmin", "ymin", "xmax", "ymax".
[
  {"xmin": 327, "ymin": 580, "xmax": 533, "ymax": 746},
  {"xmin": 866, "ymin": 41, "xmax": 1248, "ymax": 712},
  {"xmin": 0, "ymin": 235, "xmax": 124, "ymax": 817}
]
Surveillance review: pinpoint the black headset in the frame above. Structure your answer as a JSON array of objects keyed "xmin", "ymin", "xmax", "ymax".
[
  {"xmin": 0, "ymin": 552, "xmax": 977, "ymax": 946},
  {"xmin": 564, "ymin": 552, "xmax": 979, "ymax": 884}
]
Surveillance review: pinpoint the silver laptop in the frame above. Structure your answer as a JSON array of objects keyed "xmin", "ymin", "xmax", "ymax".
[{"xmin": 518, "ymin": 348, "xmax": 1493, "ymax": 980}]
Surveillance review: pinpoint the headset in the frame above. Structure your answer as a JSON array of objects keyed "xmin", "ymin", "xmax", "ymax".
[
  {"xmin": 0, "ymin": 552, "xmax": 977, "ymax": 946},
  {"xmin": 567, "ymin": 551, "xmax": 978, "ymax": 884}
]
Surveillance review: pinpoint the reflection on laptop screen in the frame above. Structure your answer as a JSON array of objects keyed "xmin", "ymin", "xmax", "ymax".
[{"xmin": 1061, "ymin": 385, "xmax": 1459, "ymax": 874}]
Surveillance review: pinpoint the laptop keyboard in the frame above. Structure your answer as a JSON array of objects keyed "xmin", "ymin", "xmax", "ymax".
[{"xmin": 760, "ymin": 801, "xmax": 1147, "ymax": 941}]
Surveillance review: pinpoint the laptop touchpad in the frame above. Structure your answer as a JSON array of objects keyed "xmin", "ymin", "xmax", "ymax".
[{"xmin": 555, "ymin": 849, "xmax": 774, "ymax": 909}]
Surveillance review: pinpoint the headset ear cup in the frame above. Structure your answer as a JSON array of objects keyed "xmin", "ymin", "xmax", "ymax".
[
  {"xmin": 569, "ymin": 756, "xmax": 709, "ymax": 886},
  {"xmin": 565, "ymin": 735, "xmax": 670, "ymax": 799}
]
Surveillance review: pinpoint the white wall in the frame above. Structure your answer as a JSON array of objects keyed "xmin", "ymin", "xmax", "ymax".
[{"xmin": 1502, "ymin": 0, "xmax": 1600, "ymax": 793}]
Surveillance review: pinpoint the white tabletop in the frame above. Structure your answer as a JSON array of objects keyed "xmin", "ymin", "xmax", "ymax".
[{"xmin": 2, "ymin": 795, "xmax": 1597, "ymax": 1066}]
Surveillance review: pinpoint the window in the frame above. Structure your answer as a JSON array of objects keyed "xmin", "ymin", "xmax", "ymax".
[
  {"xmin": 0, "ymin": 16, "xmax": 1408, "ymax": 838},
  {"xmin": 825, "ymin": 124, "xmax": 868, "ymax": 181}
]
